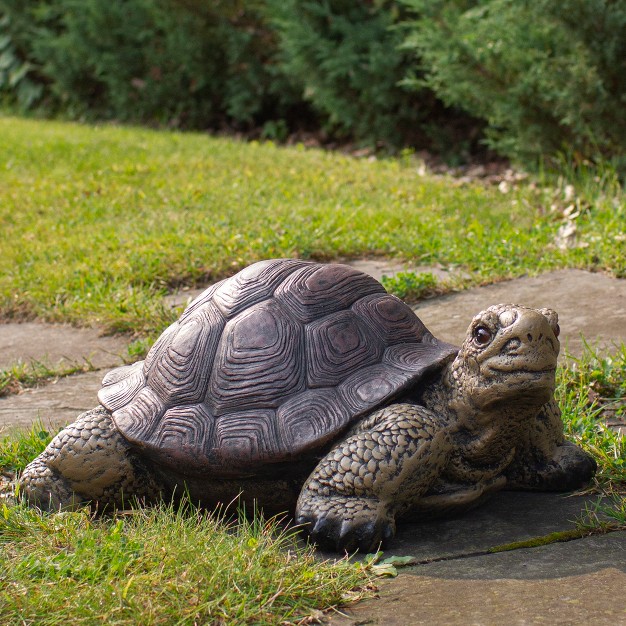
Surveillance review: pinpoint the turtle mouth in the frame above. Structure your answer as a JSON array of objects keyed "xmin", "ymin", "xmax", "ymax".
[{"xmin": 487, "ymin": 365, "xmax": 556, "ymax": 375}]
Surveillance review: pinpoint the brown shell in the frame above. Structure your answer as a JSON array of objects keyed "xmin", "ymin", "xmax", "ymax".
[{"xmin": 98, "ymin": 259, "xmax": 458, "ymax": 475}]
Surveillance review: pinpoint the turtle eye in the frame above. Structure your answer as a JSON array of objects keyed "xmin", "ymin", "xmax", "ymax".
[
  {"xmin": 554, "ymin": 324, "xmax": 560, "ymax": 338},
  {"xmin": 474, "ymin": 326, "xmax": 492, "ymax": 346}
]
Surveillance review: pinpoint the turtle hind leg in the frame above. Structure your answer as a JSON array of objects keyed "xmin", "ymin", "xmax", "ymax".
[{"xmin": 19, "ymin": 406, "xmax": 162, "ymax": 512}]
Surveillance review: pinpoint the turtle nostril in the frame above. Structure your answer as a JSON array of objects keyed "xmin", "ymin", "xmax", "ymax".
[
  {"xmin": 527, "ymin": 333, "xmax": 533, "ymax": 342},
  {"xmin": 504, "ymin": 338, "xmax": 522, "ymax": 353}
]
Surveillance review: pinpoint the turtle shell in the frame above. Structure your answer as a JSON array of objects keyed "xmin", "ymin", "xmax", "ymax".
[{"xmin": 98, "ymin": 259, "xmax": 458, "ymax": 475}]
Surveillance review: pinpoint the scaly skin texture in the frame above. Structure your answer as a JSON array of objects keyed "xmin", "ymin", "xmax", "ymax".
[
  {"xmin": 20, "ymin": 406, "xmax": 161, "ymax": 511},
  {"xmin": 19, "ymin": 304, "xmax": 597, "ymax": 552},
  {"xmin": 296, "ymin": 403, "xmax": 453, "ymax": 552},
  {"xmin": 294, "ymin": 305, "xmax": 596, "ymax": 551}
]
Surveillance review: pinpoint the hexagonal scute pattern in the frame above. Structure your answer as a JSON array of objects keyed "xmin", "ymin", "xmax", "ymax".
[
  {"xmin": 141, "ymin": 403, "xmax": 215, "ymax": 470},
  {"xmin": 277, "ymin": 388, "xmax": 351, "ymax": 454},
  {"xmin": 212, "ymin": 258, "xmax": 310, "ymax": 318},
  {"xmin": 208, "ymin": 299, "xmax": 306, "ymax": 415},
  {"xmin": 146, "ymin": 303, "xmax": 224, "ymax": 406},
  {"xmin": 98, "ymin": 259, "xmax": 458, "ymax": 475},
  {"xmin": 213, "ymin": 409, "xmax": 283, "ymax": 466},
  {"xmin": 352, "ymin": 293, "xmax": 430, "ymax": 344},
  {"xmin": 275, "ymin": 263, "xmax": 385, "ymax": 323},
  {"xmin": 305, "ymin": 310, "xmax": 385, "ymax": 388}
]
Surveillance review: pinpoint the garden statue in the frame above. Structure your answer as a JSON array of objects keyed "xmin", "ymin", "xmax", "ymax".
[{"xmin": 20, "ymin": 259, "xmax": 596, "ymax": 552}]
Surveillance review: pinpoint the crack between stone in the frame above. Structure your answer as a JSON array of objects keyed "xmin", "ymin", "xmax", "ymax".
[{"xmin": 411, "ymin": 525, "xmax": 625, "ymax": 566}]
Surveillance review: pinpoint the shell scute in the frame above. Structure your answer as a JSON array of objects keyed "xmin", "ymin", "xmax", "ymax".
[
  {"xmin": 383, "ymin": 342, "xmax": 456, "ymax": 373},
  {"xmin": 212, "ymin": 258, "xmax": 309, "ymax": 318},
  {"xmin": 99, "ymin": 361, "xmax": 146, "ymax": 413},
  {"xmin": 178, "ymin": 278, "xmax": 227, "ymax": 324},
  {"xmin": 338, "ymin": 364, "xmax": 413, "ymax": 415},
  {"xmin": 213, "ymin": 408, "xmax": 283, "ymax": 466},
  {"xmin": 305, "ymin": 310, "xmax": 384, "ymax": 388},
  {"xmin": 140, "ymin": 403, "xmax": 215, "ymax": 470},
  {"xmin": 275, "ymin": 263, "xmax": 385, "ymax": 323},
  {"xmin": 352, "ymin": 293, "xmax": 431, "ymax": 344},
  {"xmin": 111, "ymin": 386, "xmax": 164, "ymax": 445},
  {"xmin": 207, "ymin": 299, "xmax": 305, "ymax": 415},
  {"xmin": 276, "ymin": 388, "xmax": 351, "ymax": 454},
  {"xmin": 146, "ymin": 302, "xmax": 224, "ymax": 406}
]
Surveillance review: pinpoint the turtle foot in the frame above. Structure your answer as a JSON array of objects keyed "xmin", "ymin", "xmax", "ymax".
[
  {"xmin": 506, "ymin": 442, "xmax": 597, "ymax": 491},
  {"xmin": 296, "ymin": 495, "xmax": 395, "ymax": 553},
  {"xmin": 18, "ymin": 406, "xmax": 162, "ymax": 511},
  {"xmin": 19, "ymin": 456, "xmax": 85, "ymax": 511}
]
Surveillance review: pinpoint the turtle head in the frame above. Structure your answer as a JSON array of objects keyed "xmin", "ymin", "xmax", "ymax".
[{"xmin": 450, "ymin": 304, "xmax": 560, "ymax": 412}]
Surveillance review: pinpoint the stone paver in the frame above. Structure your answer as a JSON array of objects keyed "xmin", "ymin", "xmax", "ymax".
[
  {"xmin": 332, "ymin": 554, "xmax": 626, "ymax": 625},
  {"xmin": 0, "ymin": 323, "xmax": 128, "ymax": 430},
  {"xmin": 0, "ymin": 370, "xmax": 105, "ymax": 431},
  {"xmin": 328, "ymin": 491, "xmax": 626, "ymax": 625},
  {"xmin": 415, "ymin": 269, "xmax": 626, "ymax": 357},
  {"xmin": 0, "ymin": 323, "xmax": 128, "ymax": 371}
]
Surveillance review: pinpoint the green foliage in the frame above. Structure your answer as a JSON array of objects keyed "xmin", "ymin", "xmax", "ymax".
[
  {"xmin": 0, "ymin": 3, "xmax": 51, "ymax": 110},
  {"xmin": 0, "ymin": 0, "xmax": 299, "ymax": 128},
  {"xmin": 0, "ymin": 500, "xmax": 372, "ymax": 623},
  {"xmin": 557, "ymin": 344, "xmax": 626, "ymax": 486},
  {"xmin": 267, "ymin": 0, "xmax": 444, "ymax": 149},
  {"xmin": 381, "ymin": 271, "xmax": 438, "ymax": 301},
  {"xmin": 0, "ymin": 422, "xmax": 53, "ymax": 474},
  {"xmin": 578, "ymin": 492, "xmax": 626, "ymax": 531},
  {"xmin": 401, "ymin": 0, "xmax": 626, "ymax": 170}
]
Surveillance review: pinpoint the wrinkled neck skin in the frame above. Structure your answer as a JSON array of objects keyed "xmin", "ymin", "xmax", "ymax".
[{"xmin": 422, "ymin": 356, "xmax": 554, "ymax": 466}]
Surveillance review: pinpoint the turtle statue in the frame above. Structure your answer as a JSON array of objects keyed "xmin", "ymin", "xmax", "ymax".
[{"xmin": 19, "ymin": 259, "xmax": 596, "ymax": 551}]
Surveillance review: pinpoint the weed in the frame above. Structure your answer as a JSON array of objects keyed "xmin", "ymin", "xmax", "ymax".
[
  {"xmin": 0, "ymin": 421, "xmax": 53, "ymax": 476},
  {"xmin": 556, "ymin": 343, "xmax": 626, "ymax": 487},
  {"xmin": 0, "ymin": 358, "xmax": 95, "ymax": 398},
  {"xmin": 381, "ymin": 271, "xmax": 439, "ymax": 301}
]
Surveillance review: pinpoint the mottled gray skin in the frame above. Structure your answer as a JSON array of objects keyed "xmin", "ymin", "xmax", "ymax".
[{"xmin": 20, "ymin": 303, "xmax": 596, "ymax": 552}]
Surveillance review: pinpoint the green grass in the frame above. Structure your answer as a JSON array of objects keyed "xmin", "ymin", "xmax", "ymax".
[
  {"xmin": 0, "ymin": 421, "xmax": 55, "ymax": 476},
  {"xmin": 380, "ymin": 271, "xmax": 440, "ymax": 300},
  {"xmin": 557, "ymin": 344, "xmax": 626, "ymax": 486},
  {"xmin": 0, "ymin": 116, "xmax": 624, "ymax": 336},
  {"xmin": 0, "ymin": 359, "xmax": 96, "ymax": 398},
  {"xmin": 0, "ymin": 115, "xmax": 624, "ymax": 621},
  {"xmin": 0, "ymin": 501, "xmax": 373, "ymax": 625}
]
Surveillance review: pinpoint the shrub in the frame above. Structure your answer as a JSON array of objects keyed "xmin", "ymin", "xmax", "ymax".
[
  {"xmin": 0, "ymin": 1, "xmax": 58, "ymax": 110},
  {"xmin": 0, "ymin": 0, "xmax": 300, "ymax": 128},
  {"xmin": 266, "ymin": 0, "xmax": 445, "ymax": 149},
  {"xmin": 401, "ymin": 0, "xmax": 626, "ymax": 170}
]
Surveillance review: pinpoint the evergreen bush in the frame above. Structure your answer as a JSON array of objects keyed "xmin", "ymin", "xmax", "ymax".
[
  {"xmin": 266, "ymin": 0, "xmax": 444, "ymax": 149},
  {"xmin": 401, "ymin": 0, "xmax": 626, "ymax": 169},
  {"xmin": 0, "ymin": 0, "xmax": 300, "ymax": 128}
]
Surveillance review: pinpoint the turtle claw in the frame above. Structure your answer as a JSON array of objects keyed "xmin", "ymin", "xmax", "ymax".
[{"xmin": 296, "ymin": 496, "xmax": 396, "ymax": 552}]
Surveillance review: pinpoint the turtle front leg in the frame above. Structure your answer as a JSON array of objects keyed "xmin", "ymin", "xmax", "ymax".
[
  {"xmin": 296, "ymin": 403, "xmax": 453, "ymax": 552},
  {"xmin": 19, "ymin": 406, "xmax": 162, "ymax": 511},
  {"xmin": 505, "ymin": 399, "xmax": 597, "ymax": 491}
]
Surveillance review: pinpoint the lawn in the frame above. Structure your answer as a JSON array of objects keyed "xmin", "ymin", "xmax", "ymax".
[
  {"xmin": 1, "ymin": 116, "xmax": 623, "ymax": 337},
  {"xmin": 0, "ymin": 116, "xmax": 625, "ymax": 624}
]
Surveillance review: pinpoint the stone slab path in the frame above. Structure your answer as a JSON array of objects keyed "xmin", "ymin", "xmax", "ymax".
[
  {"xmin": 328, "ymin": 491, "xmax": 626, "ymax": 626},
  {"xmin": 0, "ymin": 323, "xmax": 128, "ymax": 371},
  {"xmin": 414, "ymin": 269, "xmax": 626, "ymax": 357},
  {"xmin": 0, "ymin": 324, "xmax": 128, "ymax": 431}
]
